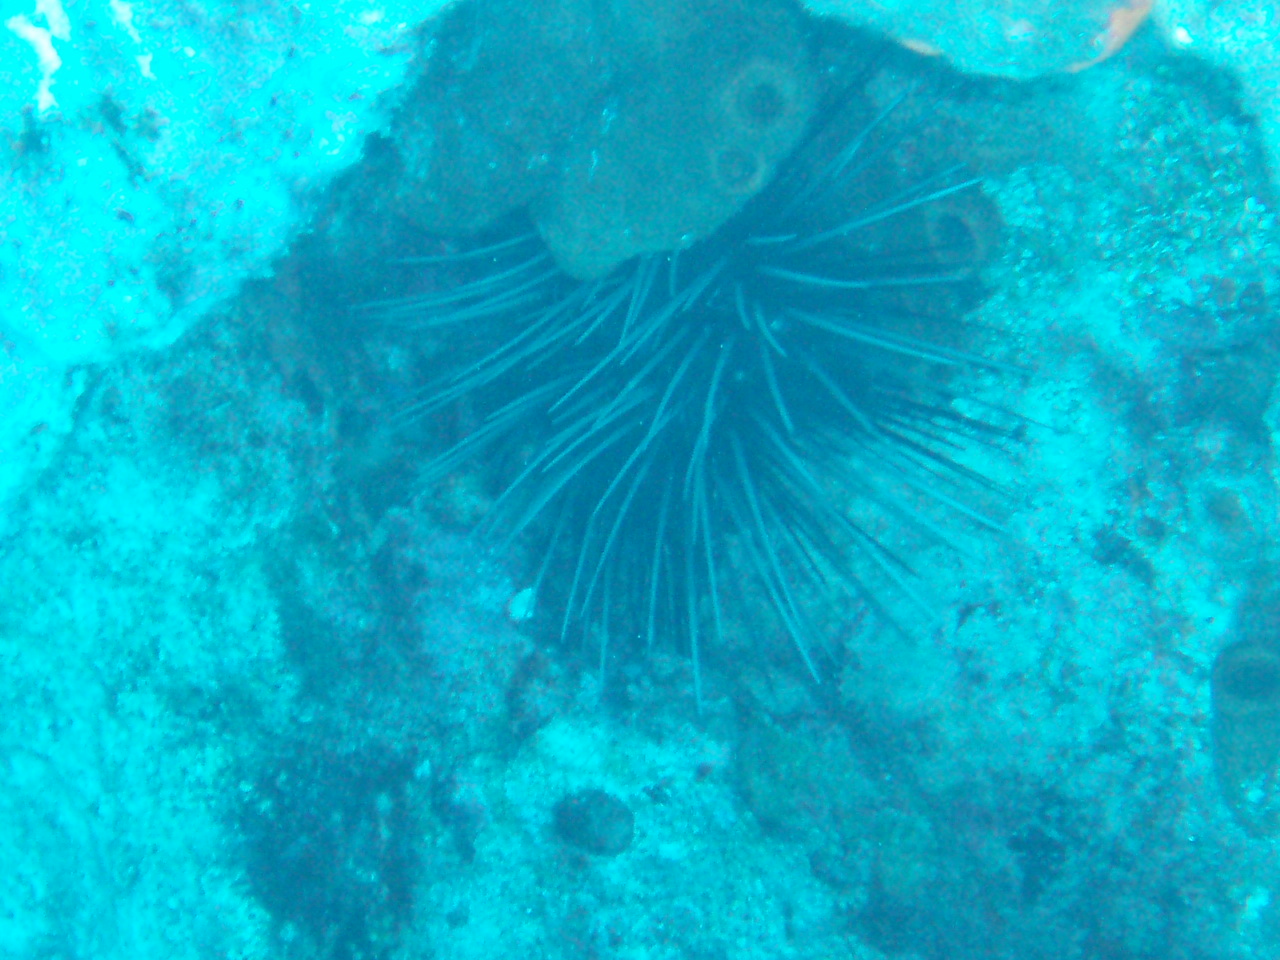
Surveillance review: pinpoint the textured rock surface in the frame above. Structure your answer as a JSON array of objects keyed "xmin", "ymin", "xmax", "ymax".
[
  {"xmin": 1154, "ymin": 0, "xmax": 1280, "ymax": 183},
  {"xmin": 0, "ymin": 0, "xmax": 448, "ymax": 517},
  {"xmin": 799, "ymin": 0, "xmax": 1147, "ymax": 77},
  {"xmin": 798, "ymin": 0, "xmax": 1280, "ymax": 186},
  {"xmin": 387, "ymin": 0, "xmax": 610, "ymax": 236}
]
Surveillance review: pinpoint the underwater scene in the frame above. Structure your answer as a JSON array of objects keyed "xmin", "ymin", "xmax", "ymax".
[{"xmin": 2, "ymin": 0, "xmax": 1280, "ymax": 957}]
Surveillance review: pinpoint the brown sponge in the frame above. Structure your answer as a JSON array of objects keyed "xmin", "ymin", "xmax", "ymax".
[{"xmin": 534, "ymin": 0, "xmax": 817, "ymax": 279}]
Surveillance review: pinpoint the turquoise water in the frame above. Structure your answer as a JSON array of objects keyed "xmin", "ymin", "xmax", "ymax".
[{"xmin": 1, "ymin": 2, "xmax": 1277, "ymax": 958}]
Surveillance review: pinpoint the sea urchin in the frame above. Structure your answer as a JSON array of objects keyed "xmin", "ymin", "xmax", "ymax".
[{"xmin": 377, "ymin": 87, "xmax": 1010, "ymax": 707}]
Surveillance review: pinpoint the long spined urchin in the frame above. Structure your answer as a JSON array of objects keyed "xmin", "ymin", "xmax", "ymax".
[{"xmin": 377, "ymin": 89, "xmax": 1013, "ymax": 706}]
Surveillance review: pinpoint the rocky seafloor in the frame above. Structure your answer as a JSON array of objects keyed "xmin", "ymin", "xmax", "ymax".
[{"xmin": 2, "ymin": 5, "xmax": 1279, "ymax": 960}]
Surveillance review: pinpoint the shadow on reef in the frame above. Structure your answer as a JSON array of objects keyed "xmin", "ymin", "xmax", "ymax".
[
  {"xmin": 226, "ymin": 509, "xmax": 536, "ymax": 958},
  {"xmin": 236, "ymin": 738, "xmax": 422, "ymax": 960}
]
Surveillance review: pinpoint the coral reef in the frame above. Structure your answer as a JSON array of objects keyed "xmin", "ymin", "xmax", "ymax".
[
  {"xmin": 1, "ymin": 2, "xmax": 1279, "ymax": 959},
  {"xmin": 238, "ymin": 740, "xmax": 422, "ymax": 957}
]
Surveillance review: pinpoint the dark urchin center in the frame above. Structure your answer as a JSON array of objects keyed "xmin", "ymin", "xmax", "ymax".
[{"xmin": 388, "ymin": 99, "xmax": 1006, "ymax": 706}]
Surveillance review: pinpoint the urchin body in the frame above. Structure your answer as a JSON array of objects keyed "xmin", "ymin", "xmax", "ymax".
[{"xmin": 382, "ymin": 92, "xmax": 1006, "ymax": 705}]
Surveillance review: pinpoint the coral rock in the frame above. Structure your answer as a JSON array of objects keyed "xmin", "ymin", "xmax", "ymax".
[{"xmin": 389, "ymin": 0, "xmax": 615, "ymax": 235}]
